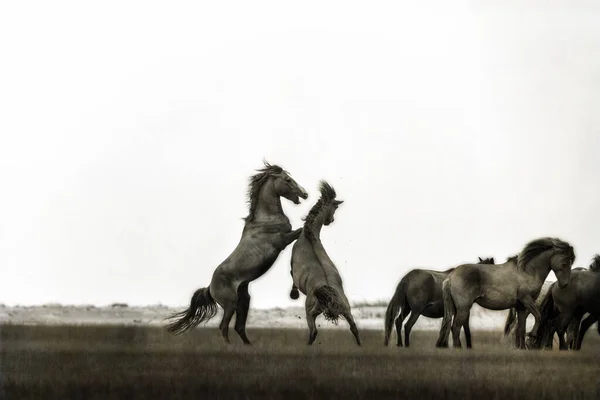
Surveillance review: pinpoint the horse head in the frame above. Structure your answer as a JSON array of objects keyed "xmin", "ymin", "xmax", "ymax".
[
  {"xmin": 317, "ymin": 181, "xmax": 343, "ymax": 226},
  {"xmin": 549, "ymin": 239, "xmax": 576, "ymax": 288}
]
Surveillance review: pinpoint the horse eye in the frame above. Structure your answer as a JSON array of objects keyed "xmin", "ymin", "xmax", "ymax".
[{"xmin": 285, "ymin": 177, "xmax": 291, "ymax": 183}]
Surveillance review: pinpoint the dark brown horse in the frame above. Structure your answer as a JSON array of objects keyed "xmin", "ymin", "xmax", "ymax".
[
  {"xmin": 436, "ymin": 237, "xmax": 575, "ymax": 349},
  {"xmin": 504, "ymin": 255, "xmax": 600, "ymax": 349},
  {"xmin": 165, "ymin": 161, "xmax": 308, "ymax": 344},
  {"xmin": 384, "ymin": 257, "xmax": 495, "ymax": 348},
  {"xmin": 531, "ymin": 255, "xmax": 600, "ymax": 350},
  {"xmin": 289, "ymin": 181, "xmax": 361, "ymax": 345}
]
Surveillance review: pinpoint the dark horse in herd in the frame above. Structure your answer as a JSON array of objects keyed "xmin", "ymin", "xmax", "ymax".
[{"xmin": 166, "ymin": 161, "xmax": 597, "ymax": 350}]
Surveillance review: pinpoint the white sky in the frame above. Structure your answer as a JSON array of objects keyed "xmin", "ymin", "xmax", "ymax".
[{"xmin": 1, "ymin": 1, "xmax": 599, "ymax": 308}]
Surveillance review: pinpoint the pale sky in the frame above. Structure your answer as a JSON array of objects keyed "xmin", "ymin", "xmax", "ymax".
[{"xmin": 1, "ymin": 1, "xmax": 599, "ymax": 308}]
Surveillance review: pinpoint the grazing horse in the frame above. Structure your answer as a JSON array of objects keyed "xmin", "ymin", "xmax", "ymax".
[
  {"xmin": 531, "ymin": 255, "xmax": 600, "ymax": 350},
  {"xmin": 289, "ymin": 181, "xmax": 361, "ymax": 346},
  {"xmin": 165, "ymin": 161, "xmax": 308, "ymax": 344},
  {"xmin": 383, "ymin": 257, "xmax": 495, "ymax": 348},
  {"xmin": 436, "ymin": 237, "xmax": 575, "ymax": 349},
  {"xmin": 504, "ymin": 255, "xmax": 600, "ymax": 349}
]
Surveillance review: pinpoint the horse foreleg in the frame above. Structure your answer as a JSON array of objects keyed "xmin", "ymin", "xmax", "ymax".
[
  {"xmin": 403, "ymin": 311, "xmax": 420, "ymax": 348},
  {"xmin": 575, "ymin": 314, "xmax": 598, "ymax": 350},
  {"xmin": 284, "ymin": 228, "xmax": 303, "ymax": 246},
  {"xmin": 463, "ymin": 314, "xmax": 472, "ymax": 349},
  {"xmin": 520, "ymin": 295, "xmax": 541, "ymax": 338},
  {"xmin": 555, "ymin": 312, "xmax": 575, "ymax": 351},
  {"xmin": 234, "ymin": 283, "xmax": 252, "ymax": 345},
  {"xmin": 566, "ymin": 313, "xmax": 583, "ymax": 350}
]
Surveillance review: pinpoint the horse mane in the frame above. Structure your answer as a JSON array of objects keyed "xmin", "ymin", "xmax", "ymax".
[
  {"xmin": 303, "ymin": 180, "xmax": 337, "ymax": 242},
  {"xmin": 517, "ymin": 237, "xmax": 575, "ymax": 271},
  {"xmin": 590, "ymin": 254, "xmax": 600, "ymax": 272},
  {"xmin": 244, "ymin": 160, "xmax": 284, "ymax": 222}
]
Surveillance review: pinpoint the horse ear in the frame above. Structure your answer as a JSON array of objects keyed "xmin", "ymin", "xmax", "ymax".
[
  {"xmin": 478, "ymin": 257, "xmax": 483, "ymax": 262},
  {"xmin": 334, "ymin": 200, "xmax": 344, "ymax": 205}
]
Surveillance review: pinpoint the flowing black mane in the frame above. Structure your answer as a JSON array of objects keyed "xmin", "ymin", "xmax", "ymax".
[
  {"xmin": 244, "ymin": 161, "xmax": 285, "ymax": 222},
  {"xmin": 303, "ymin": 180, "xmax": 337, "ymax": 242},
  {"xmin": 590, "ymin": 254, "xmax": 600, "ymax": 272},
  {"xmin": 517, "ymin": 237, "xmax": 575, "ymax": 271}
]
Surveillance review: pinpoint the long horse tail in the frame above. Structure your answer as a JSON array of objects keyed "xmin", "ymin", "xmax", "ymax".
[
  {"xmin": 164, "ymin": 287, "xmax": 218, "ymax": 335},
  {"xmin": 384, "ymin": 277, "xmax": 408, "ymax": 346},
  {"xmin": 314, "ymin": 285, "xmax": 345, "ymax": 325},
  {"xmin": 530, "ymin": 283, "xmax": 557, "ymax": 349},
  {"xmin": 436, "ymin": 278, "xmax": 455, "ymax": 348},
  {"xmin": 504, "ymin": 307, "xmax": 517, "ymax": 336}
]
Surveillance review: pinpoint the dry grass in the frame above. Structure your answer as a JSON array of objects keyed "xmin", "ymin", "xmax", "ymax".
[{"xmin": 1, "ymin": 324, "xmax": 600, "ymax": 399}]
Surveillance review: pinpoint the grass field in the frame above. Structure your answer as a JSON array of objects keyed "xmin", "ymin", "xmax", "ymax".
[{"xmin": 1, "ymin": 324, "xmax": 600, "ymax": 399}]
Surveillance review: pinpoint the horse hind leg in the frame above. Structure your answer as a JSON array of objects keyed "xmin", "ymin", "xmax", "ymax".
[
  {"xmin": 575, "ymin": 314, "xmax": 598, "ymax": 350},
  {"xmin": 234, "ymin": 282, "xmax": 252, "ymax": 345},
  {"xmin": 343, "ymin": 310, "xmax": 362, "ymax": 346},
  {"xmin": 451, "ymin": 308, "xmax": 470, "ymax": 348},
  {"xmin": 211, "ymin": 279, "xmax": 239, "ymax": 344},
  {"xmin": 305, "ymin": 297, "xmax": 320, "ymax": 345},
  {"xmin": 395, "ymin": 306, "xmax": 409, "ymax": 347},
  {"xmin": 403, "ymin": 310, "xmax": 420, "ymax": 348}
]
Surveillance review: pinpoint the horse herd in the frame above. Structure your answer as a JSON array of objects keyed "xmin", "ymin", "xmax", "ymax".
[{"xmin": 165, "ymin": 161, "xmax": 599, "ymax": 351}]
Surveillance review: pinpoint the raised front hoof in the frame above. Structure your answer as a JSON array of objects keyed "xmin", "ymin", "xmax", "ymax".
[{"xmin": 290, "ymin": 288, "xmax": 300, "ymax": 300}]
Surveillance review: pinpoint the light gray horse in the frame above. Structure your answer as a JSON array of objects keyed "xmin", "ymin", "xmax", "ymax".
[
  {"xmin": 384, "ymin": 257, "xmax": 495, "ymax": 348},
  {"xmin": 436, "ymin": 237, "xmax": 575, "ymax": 349},
  {"xmin": 289, "ymin": 181, "xmax": 361, "ymax": 346},
  {"xmin": 165, "ymin": 161, "xmax": 308, "ymax": 344}
]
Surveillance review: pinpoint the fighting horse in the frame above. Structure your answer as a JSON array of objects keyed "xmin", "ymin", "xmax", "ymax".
[
  {"xmin": 165, "ymin": 161, "xmax": 308, "ymax": 344},
  {"xmin": 289, "ymin": 181, "xmax": 361, "ymax": 345}
]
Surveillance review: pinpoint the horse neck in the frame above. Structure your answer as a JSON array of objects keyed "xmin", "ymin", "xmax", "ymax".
[
  {"xmin": 253, "ymin": 180, "xmax": 286, "ymax": 221},
  {"xmin": 305, "ymin": 210, "xmax": 327, "ymax": 241},
  {"xmin": 523, "ymin": 250, "xmax": 553, "ymax": 284}
]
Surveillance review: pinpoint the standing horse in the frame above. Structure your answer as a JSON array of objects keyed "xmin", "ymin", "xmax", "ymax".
[
  {"xmin": 503, "ymin": 255, "xmax": 600, "ymax": 349},
  {"xmin": 436, "ymin": 237, "xmax": 575, "ymax": 349},
  {"xmin": 383, "ymin": 257, "xmax": 495, "ymax": 348},
  {"xmin": 165, "ymin": 161, "xmax": 308, "ymax": 344},
  {"xmin": 289, "ymin": 181, "xmax": 361, "ymax": 345},
  {"xmin": 531, "ymin": 255, "xmax": 600, "ymax": 350}
]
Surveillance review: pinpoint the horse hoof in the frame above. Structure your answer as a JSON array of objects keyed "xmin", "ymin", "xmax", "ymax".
[{"xmin": 290, "ymin": 289, "xmax": 299, "ymax": 300}]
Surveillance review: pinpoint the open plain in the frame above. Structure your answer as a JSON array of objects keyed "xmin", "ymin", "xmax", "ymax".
[{"xmin": 1, "ymin": 305, "xmax": 599, "ymax": 399}]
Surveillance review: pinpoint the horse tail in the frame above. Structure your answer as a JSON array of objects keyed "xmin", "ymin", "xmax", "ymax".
[
  {"xmin": 504, "ymin": 307, "xmax": 517, "ymax": 336},
  {"xmin": 530, "ymin": 283, "xmax": 557, "ymax": 349},
  {"xmin": 314, "ymin": 285, "xmax": 345, "ymax": 325},
  {"xmin": 436, "ymin": 278, "xmax": 455, "ymax": 348},
  {"xmin": 164, "ymin": 287, "xmax": 218, "ymax": 335},
  {"xmin": 384, "ymin": 277, "xmax": 408, "ymax": 346}
]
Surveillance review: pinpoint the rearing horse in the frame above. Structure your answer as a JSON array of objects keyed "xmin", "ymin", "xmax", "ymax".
[
  {"xmin": 289, "ymin": 181, "xmax": 361, "ymax": 345},
  {"xmin": 436, "ymin": 237, "xmax": 575, "ymax": 349},
  {"xmin": 165, "ymin": 161, "xmax": 308, "ymax": 344}
]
